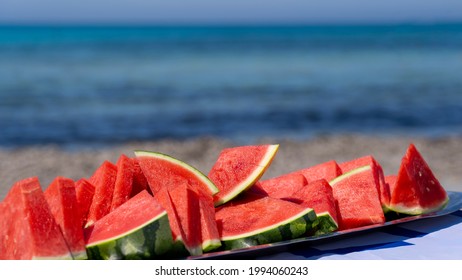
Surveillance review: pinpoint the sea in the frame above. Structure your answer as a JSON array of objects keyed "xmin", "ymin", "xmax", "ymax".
[{"xmin": 1, "ymin": 24, "xmax": 462, "ymax": 147}]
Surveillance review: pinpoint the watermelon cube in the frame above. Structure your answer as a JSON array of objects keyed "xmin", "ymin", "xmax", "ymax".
[{"xmin": 45, "ymin": 176, "xmax": 87, "ymax": 260}]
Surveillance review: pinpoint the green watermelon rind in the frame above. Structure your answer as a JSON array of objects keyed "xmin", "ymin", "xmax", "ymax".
[
  {"xmin": 86, "ymin": 211, "xmax": 173, "ymax": 260},
  {"xmin": 312, "ymin": 211, "xmax": 338, "ymax": 236},
  {"xmin": 202, "ymin": 238, "xmax": 222, "ymax": 253},
  {"xmin": 214, "ymin": 144, "xmax": 279, "ymax": 206},
  {"xmin": 134, "ymin": 150, "xmax": 219, "ymax": 195},
  {"xmin": 220, "ymin": 208, "xmax": 316, "ymax": 250},
  {"xmin": 388, "ymin": 196, "xmax": 449, "ymax": 216}
]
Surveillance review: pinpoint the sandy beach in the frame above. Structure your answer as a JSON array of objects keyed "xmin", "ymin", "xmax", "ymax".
[{"xmin": 1, "ymin": 134, "xmax": 461, "ymax": 200}]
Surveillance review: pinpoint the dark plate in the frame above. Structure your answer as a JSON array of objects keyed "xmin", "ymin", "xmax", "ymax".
[{"xmin": 190, "ymin": 191, "xmax": 462, "ymax": 260}]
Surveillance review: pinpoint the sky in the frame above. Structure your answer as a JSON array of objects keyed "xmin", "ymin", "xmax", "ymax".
[{"xmin": 1, "ymin": 0, "xmax": 462, "ymax": 25}]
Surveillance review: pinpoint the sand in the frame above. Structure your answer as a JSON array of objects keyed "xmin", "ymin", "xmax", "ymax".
[{"xmin": 1, "ymin": 134, "xmax": 461, "ymax": 200}]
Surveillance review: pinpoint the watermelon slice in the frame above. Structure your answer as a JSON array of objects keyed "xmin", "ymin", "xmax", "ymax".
[
  {"xmin": 215, "ymin": 192, "xmax": 317, "ymax": 250},
  {"xmin": 339, "ymin": 155, "xmax": 391, "ymax": 212},
  {"xmin": 196, "ymin": 189, "xmax": 221, "ymax": 252},
  {"xmin": 285, "ymin": 179, "xmax": 339, "ymax": 235},
  {"xmin": 85, "ymin": 160, "xmax": 118, "ymax": 227},
  {"xmin": 85, "ymin": 190, "xmax": 173, "ymax": 259},
  {"xmin": 2, "ymin": 177, "xmax": 72, "ymax": 260},
  {"xmin": 385, "ymin": 174, "xmax": 397, "ymax": 197},
  {"xmin": 75, "ymin": 178, "xmax": 95, "ymax": 228},
  {"xmin": 389, "ymin": 144, "xmax": 448, "ymax": 215},
  {"xmin": 208, "ymin": 144, "xmax": 279, "ymax": 206},
  {"xmin": 110, "ymin": 154, "xmax": 134, "ymax": 211},
  {"xmin": 44, "ymin": 177, "xmax": 87, "ymax": 260},
  {"xmin": 167, "ymin": 184, "xmax": 203, "ymax": 256},
  {"xmin": 329, "ymin": 165, "xmax": 385, "ymax": 230},
  {"xmin": 134, "ymin": 150, "xmax": 218, "ymax": 196},
  {"xmin": 251, "ymin": 173, "xmax": 307, "ymax": 199}
]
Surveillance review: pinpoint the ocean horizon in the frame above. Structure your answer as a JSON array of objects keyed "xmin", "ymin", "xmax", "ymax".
[{"xmin": 1, "ymin": 23, "xmax": 462, "ymax": 147}]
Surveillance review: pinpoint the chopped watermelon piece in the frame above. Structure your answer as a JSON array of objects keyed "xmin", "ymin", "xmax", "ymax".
[
  {"xmin": 196, "ymin": 189, "xmax": 221, "ymax": 252},
  {"xmin": 251, "ymin": 173, "xmax": 307, "ymax": 199},
  {"xmin": 75, "ymin": 178, "xmax": 95, "ymax": 228},
  {"xmin": 330, "ymin": 165, "xmax": 385, "ymax": 230},
  {"xmin": 208, "ymin": 144, "xmax": 279, "ymax": 206},
  {"xmin": 45, "ymin": 176, "xmax": 87, "ymax": 260},
  {"xmin": 85, "ymin": 160, "xmax": 118, "ymax": 227},
  {"xmin": 215, "ymin": 192, "xmax": 317, "ymax": 250},
  {"xmin": 339, "ymin": 155, "xmax": 391, "ymax": 211},
  {"xmin": 85, "ymin": 190, "xmax": 173, "ymax": 259},
  {"xmin": 3, "ymin": 177, "xmax": 72, "ymax": 259},
  {"xmin": 167, "ymin": 184, "xmax": 203, "ymax": 256},
  {"xmin": 153, "ymin": 188, "xmax": 185, "ymax": 249},
  {"xmin": 389, "ymin": 144, "xmax": 448, "ymax": 215},
  {"xmin": 285, "ymin": 179, "xmax": 339, "ymax": 235},
  {"xmin": 111, "ymin": 154, "xmax": 134, "ymax": 211}
]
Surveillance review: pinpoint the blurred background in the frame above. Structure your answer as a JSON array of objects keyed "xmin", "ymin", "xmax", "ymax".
[{"xmin": 1, "ymin": 0, "xmax": 462, "ymax": 148}]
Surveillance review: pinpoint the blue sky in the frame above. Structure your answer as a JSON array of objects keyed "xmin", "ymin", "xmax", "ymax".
[{"xmin": 1, "ymin": 0, "xmax": 462, "ymax": 24}]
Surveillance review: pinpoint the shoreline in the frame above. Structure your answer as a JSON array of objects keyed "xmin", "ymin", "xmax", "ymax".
[{"xmin": 1, "ymin": 134, "xmax": 461, "ymax": 200}]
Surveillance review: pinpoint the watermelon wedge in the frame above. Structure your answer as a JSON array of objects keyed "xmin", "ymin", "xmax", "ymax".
[
  {"xmin": 329, "ymin": 165, "xmax": 385, "ymax": 230},
  {"xmin": 385, "ymin": 174, "xmax": 397, "ymax": 197},
  {"xmin": 167, "ymin": 184, "xmax": 203, "ymax": 256},
  {"xmin": 2, "ymin": 177, "xmax": 72, "ymax": 260},
  {"xmin": 85, "ymin": 190, "xmax": 173, "ymax": 259},
  {"xmin": 44, "ymin": 177, "xmax": 87, "ymax": 260},
  {"xmin": 339, "ymin": 155, "xmax": 391, "ymax": 212},
  {"xmin": 209, "ymin": 144, "xmax": 279, "ymax": 206},
  {"xmin": 85, "ymin": 160, "xmax": 118, "ymax": 227},
  {"xmin": 389, "ymin": 144, "xmax": 448, "ymax": 215},
  {"xmin": 134, "ymin": 150, "xmax": 218, "ymax": 196},
  {"xmin": 75, "ymin": 178, "xmax": 96, "ymax": 228},
  {"xmin": 215, "ymin": 193, "xmax": 317, "ymax": 250},
  {"xmin": 110, "ymin": 154, "xmax": 134, "ymax": 211},
  {"xmin": 285, "ymin": 179, "xmax": 339, "ymax": 235},
  {"xmin": 196, "ymin": 189, "xmax": 221, "ymax": 252}
]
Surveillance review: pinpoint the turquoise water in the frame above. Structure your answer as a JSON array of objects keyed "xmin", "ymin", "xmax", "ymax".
[{"xmin": 1, "ymin": 24, "xmax": 462, "ymax": 146}]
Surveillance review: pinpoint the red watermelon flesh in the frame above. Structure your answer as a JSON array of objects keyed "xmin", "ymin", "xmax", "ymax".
[
  {"xmin": 339, "ymin": 155, "xmax": 391, "ymax": 211},
  {"xmin": 208, "ymin": 144, "xmax": 279, "ymax": 206},
  {"xmin": 285, "ymin": 179, "xmax": 339, "ymax": 227},
  {"xmin": 167, "ymin": 183, "xmax": 203, "ymax": 256},
  {"xmin": 111, "ymin": 154, "xmax": 134, "ymax": 211},
  {"xmin": 3, "ymin": 177, "xmax": 72, "ymax": 260},
  {"xmin": 195, "ymin": 189, "xmax": 221, "ymax": 252},
  {"xmin": 385, "ymin": 174, "xmax": 397, "ymax": 197},
  {"xmin": 153, "ymin": 187, "xmax": 184, "ymax": 244},
  {"xmin": 45, "ymin": 177, "xmax": 87, "ymax": 260},
  {"xmin": 330, "ymin": 165, "xmax": 385, "ymax": 230},
  {"xmin": 389, "ymin": 144, "xmax": 448, "ymax": 215},
  {"xmin": 85, "ymin": 190, "xmax": 165, "ymax": 245},
  {"xmin": 85, "ymin": 160, "xmax": 117, "ymax": 227},
  {"xmin": 0, "ymin": 202, "xmax": 10, "ymax": 259},
  {"xmin": 75, "ymin": 178, "xmax": 95, "ymax": 228},
  {"xmin": 130, "ymin": 157, "xmax": 150, "ymax": 197},
  {"xmin": 251, "ymin": 173, "xmax": 307, "ymax": 199},
  {"xmin": 298, "ymin": 160, "xmax": 342, "ymax": 183}
]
